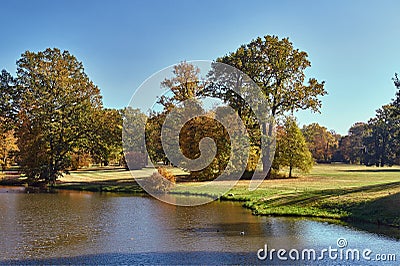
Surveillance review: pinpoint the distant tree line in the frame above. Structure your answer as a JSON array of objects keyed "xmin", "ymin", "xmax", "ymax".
[{"xmin": 301, "ymin": 77, "xmax": 400, "ymax": 166}]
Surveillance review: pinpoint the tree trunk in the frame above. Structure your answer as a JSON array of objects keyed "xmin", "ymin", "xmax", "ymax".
[
  {"xmin": 262, "ymin": 121, "xmax": 274, "ymax": 178},
  {"xmin": 49, "ymin": 168, "xmax": 56, "ymax": 186},
  {"xmin": 289, "ymin": 165, "xmax": 293, "ymax": 179}
]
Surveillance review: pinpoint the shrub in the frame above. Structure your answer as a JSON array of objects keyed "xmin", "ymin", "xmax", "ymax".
[{"xmin": 143, "ymin": 167, "xmax": 176, "ymax": 193}]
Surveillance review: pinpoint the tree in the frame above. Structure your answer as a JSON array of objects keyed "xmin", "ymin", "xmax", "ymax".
[
  {"xmin": 178, "ymin": 109, "xmax": 231, "ymax": 181},
  {"xmin": 347, "ymin": 122, "xmax": 367, "ymax": 164},
  {"xmin": 0, "ymin": 69, "xmax": 19, "ymax": 130},
  {"xmin": 147, "ymin": 62, "xmax": 250, "ymax": 180},
  {"xmin": 274, "ymin": 116, "xmax": 313, "ymax": 178},
  {"xmin": 363, "ymin": 105, "xmax": 397, "ymax": 166},
  {"xmin": 336, "ymin": 135, "xmax": 351, "ymax": 163},
  {"xmin": 361, "ymin": 75, "xmax": 400, "ymax": 166},
  {"xmin": 16, "ymin": 48, "xmax": 103, "ymax": 185},
  {"xmin": 0, "ymin": 129, "xmax": 18, "ymax": 171},
  {"xmin": 123, "ymin": 107, "xmax": 147, "ymax": 153},
  {"xmin": 301, "ymin": 123, "xmax": 338, "ymax": 162},
  {"xmin": 335, "ymin": 123, "xmax": 367, "ymax": 164},
  {"xmin": 150, "ymin": 62, "xmax": 206, "ymax": 171},
  {"xmin": 391, "ymin": 73, "xmax": 400, "ymax": 163},
  {"xmin": 209, "ymin": 35, "xmax": 326, "ymax": 174},
  {"xmin": 158, "ymin": 61, "xmax": 204, "ymax": 111},
  {"xmin": 393, "ymin": 73, "xmax": 400, "ymax": 109},
  {"xmin": 145, "ymin": 111, "xmax": 167, "ymax": 165},
  {"xmin": 0, "ymin": 70, "xmax": 19, "ymax": 171},
  {"xmin": 205, "ymin": 63, "xmax": 263, "ymax": 174},
  {"xmin": 155, "ymin": 96, "xmax": 234, "ymax": 180},
  {"xmin": 123, "ymin": 107, "xmax": 148, "ymax": 169},
  {"xmin": 87, "ymin": 108, "xmax": 122, "ymax": 166}
]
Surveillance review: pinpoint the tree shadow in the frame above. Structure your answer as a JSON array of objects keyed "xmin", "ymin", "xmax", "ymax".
[
  {"xmin": 340, "ymin": 169, "xmax": 400, "ymax": 173},
  {"xmin": 262, "ymin": 181, "xmax": 400, "ymax": 207},
  {"xmin": 253, "ymin": 182, "xmax": 400, "ymax": 239},
  {"xmin": 344, "ymin": 191, "xmax": 400, "ymax": 238}
]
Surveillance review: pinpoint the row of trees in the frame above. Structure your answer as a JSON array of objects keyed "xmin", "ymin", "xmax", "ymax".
[
  {"xmin": 12, "ymin": 35, "xmax": 400, "ymax": 184},
  {"xmin": 299, "ymin": 77, "xmax": 400, "ymax": 166},
  {"xmin": 334, "ymin": 78, "xmax": 400, "ymax": 166},
  {"xmin": 1, "ymin": 36, "xmax": 326, "ymax": 184},
  {"xmin": 142, "ymin": 65, "xmax": 400, "ymax": 172}
]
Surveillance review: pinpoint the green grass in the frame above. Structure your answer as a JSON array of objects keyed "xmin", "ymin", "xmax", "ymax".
[{"xmin": 172, "ymin": 164, "xmax": 400, "ymax": 227}]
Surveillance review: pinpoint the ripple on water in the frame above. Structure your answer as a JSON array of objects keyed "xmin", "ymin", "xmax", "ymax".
[{"xmin": 0, "ymin": 189, "xmax": 399, "ymax": 265}]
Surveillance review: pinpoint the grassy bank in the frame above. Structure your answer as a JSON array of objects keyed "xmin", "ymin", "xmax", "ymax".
[
  {"xmin": 172, "ymin": 164, "xmax": 400, "ymax": 227},
  {"xmin": 54, "ymin": 168, "xmax": 147, "ymax": 193},
  {"xmin": 2, "ymin": 164, "xmax": 400, "ymax": 228},
  {"xmin": 54, "ymin": 167, "xmax": 188, "ymax": 193}
]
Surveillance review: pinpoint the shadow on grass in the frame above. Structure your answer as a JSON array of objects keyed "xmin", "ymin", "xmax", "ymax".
[
  {"xmin": 72, "ymin": 167, "xmax": 127, "ymax": 173},
  {"xmin": 340, "ymin": 191, "xmax": 400, "ymax": 239},
  {"xmin": 55, "ymin": 178, "xmax": 145, "ymax": 193},
  {"xmin": 340, "ymin": 168, "xmax": 400, "ymax": 173},
  {"xmin": 345, "ymin": 191, "xmax": 400, "ymax": 224},
  {"xmin": 262, "ymin": 181, "xmax": 400, "ymax": 207},
  {"xmin": 247, "ymin": 181, "xmax": 400, "ymax": 238}
]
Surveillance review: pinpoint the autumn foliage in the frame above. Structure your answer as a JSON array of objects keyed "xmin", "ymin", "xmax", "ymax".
[{"xmin": 143, "ymin": 167, "xmax": 176, "ymax": 193}]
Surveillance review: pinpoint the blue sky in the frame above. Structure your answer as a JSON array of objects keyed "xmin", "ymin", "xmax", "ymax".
[{"xmin": 1, "ymin": 0, "xmax": 399, "ymax": 134}]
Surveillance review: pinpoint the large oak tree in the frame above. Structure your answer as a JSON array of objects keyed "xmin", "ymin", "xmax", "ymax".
[
  {"xmin": 16, "ymin": 48, "xmax": 103, "ymax": 184},
  {"xmin": 208, "ymin": 35, "xmax": 326, "ymax": 174}
]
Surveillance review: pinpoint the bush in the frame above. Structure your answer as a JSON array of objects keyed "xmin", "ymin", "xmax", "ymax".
[{"xmin": 143, "ymin": 167, "xmax": 176, "ymax": 193}]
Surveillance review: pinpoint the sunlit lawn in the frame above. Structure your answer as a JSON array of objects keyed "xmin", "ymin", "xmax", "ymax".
[
  {"xmin": 172, "ymin": 164, "xmax": 400, "ymax": 226},
  {"xmin": 59, "ymin": 166, "xmax": 187, "ymax": 183},
  {"xmin": 174, "ymin": 163, "xmax": 400, "ymax": 196}
]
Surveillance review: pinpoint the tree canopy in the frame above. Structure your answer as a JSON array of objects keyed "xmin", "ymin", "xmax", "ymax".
[
  {"xmin": 274, "ymin": 116, "xmax": 313, "ymax": 178},
  {"xmin": 302, "ymin": 123, "xmax": 339, "ymax": 163},
  {"xmin": 209, "ymin": 35, "xmax": 326, "ymax": 173},
  {"xmin": 15, "ymin": 48, "xmax": 103, "ymax": 184}
]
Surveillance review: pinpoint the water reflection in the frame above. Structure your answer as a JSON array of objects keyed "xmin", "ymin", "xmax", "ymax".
[
  {"xmin": 0, "ymin": 189, "xmax": 399, "ymax": 265},
  {"xmin": 1, "ymin": 191, "xmax": 118, "ymax": 260}
]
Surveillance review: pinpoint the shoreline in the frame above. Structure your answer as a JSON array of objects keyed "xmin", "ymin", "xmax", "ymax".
[
  {"xmin": 2, "ymin": 180, "xmax": 399, "ymax": 232},
  {"xmin": 1, "ymin": 164, "xmax": 400, "ymax": 234}
]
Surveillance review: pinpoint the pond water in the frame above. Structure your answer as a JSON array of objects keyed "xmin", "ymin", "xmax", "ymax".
[{"xmin": 0, "ymin": 187, "xmax": 399, "ymax": 265}]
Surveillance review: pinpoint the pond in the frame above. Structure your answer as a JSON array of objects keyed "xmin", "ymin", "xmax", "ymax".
[{"xmin": 0, "ymin": 187, "xmax": 399, "ymax": 265}]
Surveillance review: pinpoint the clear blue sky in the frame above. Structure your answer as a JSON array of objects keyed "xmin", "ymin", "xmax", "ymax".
[{"xmin": 1, "ymin": 0, "xmax": 399, "ymax": 134}]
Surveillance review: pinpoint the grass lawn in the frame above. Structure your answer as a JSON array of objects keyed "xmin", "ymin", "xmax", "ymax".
[
  {"xmin": 54, "ymin": 166, "xmax": 187, "ymax": 193},
  {"xmin": 172, "ymin": 164, "xmax": 400, "ymax": 227},
  {"xmin": 59, "ymin": 166, "xmax": 188, "ymax": 182}
]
